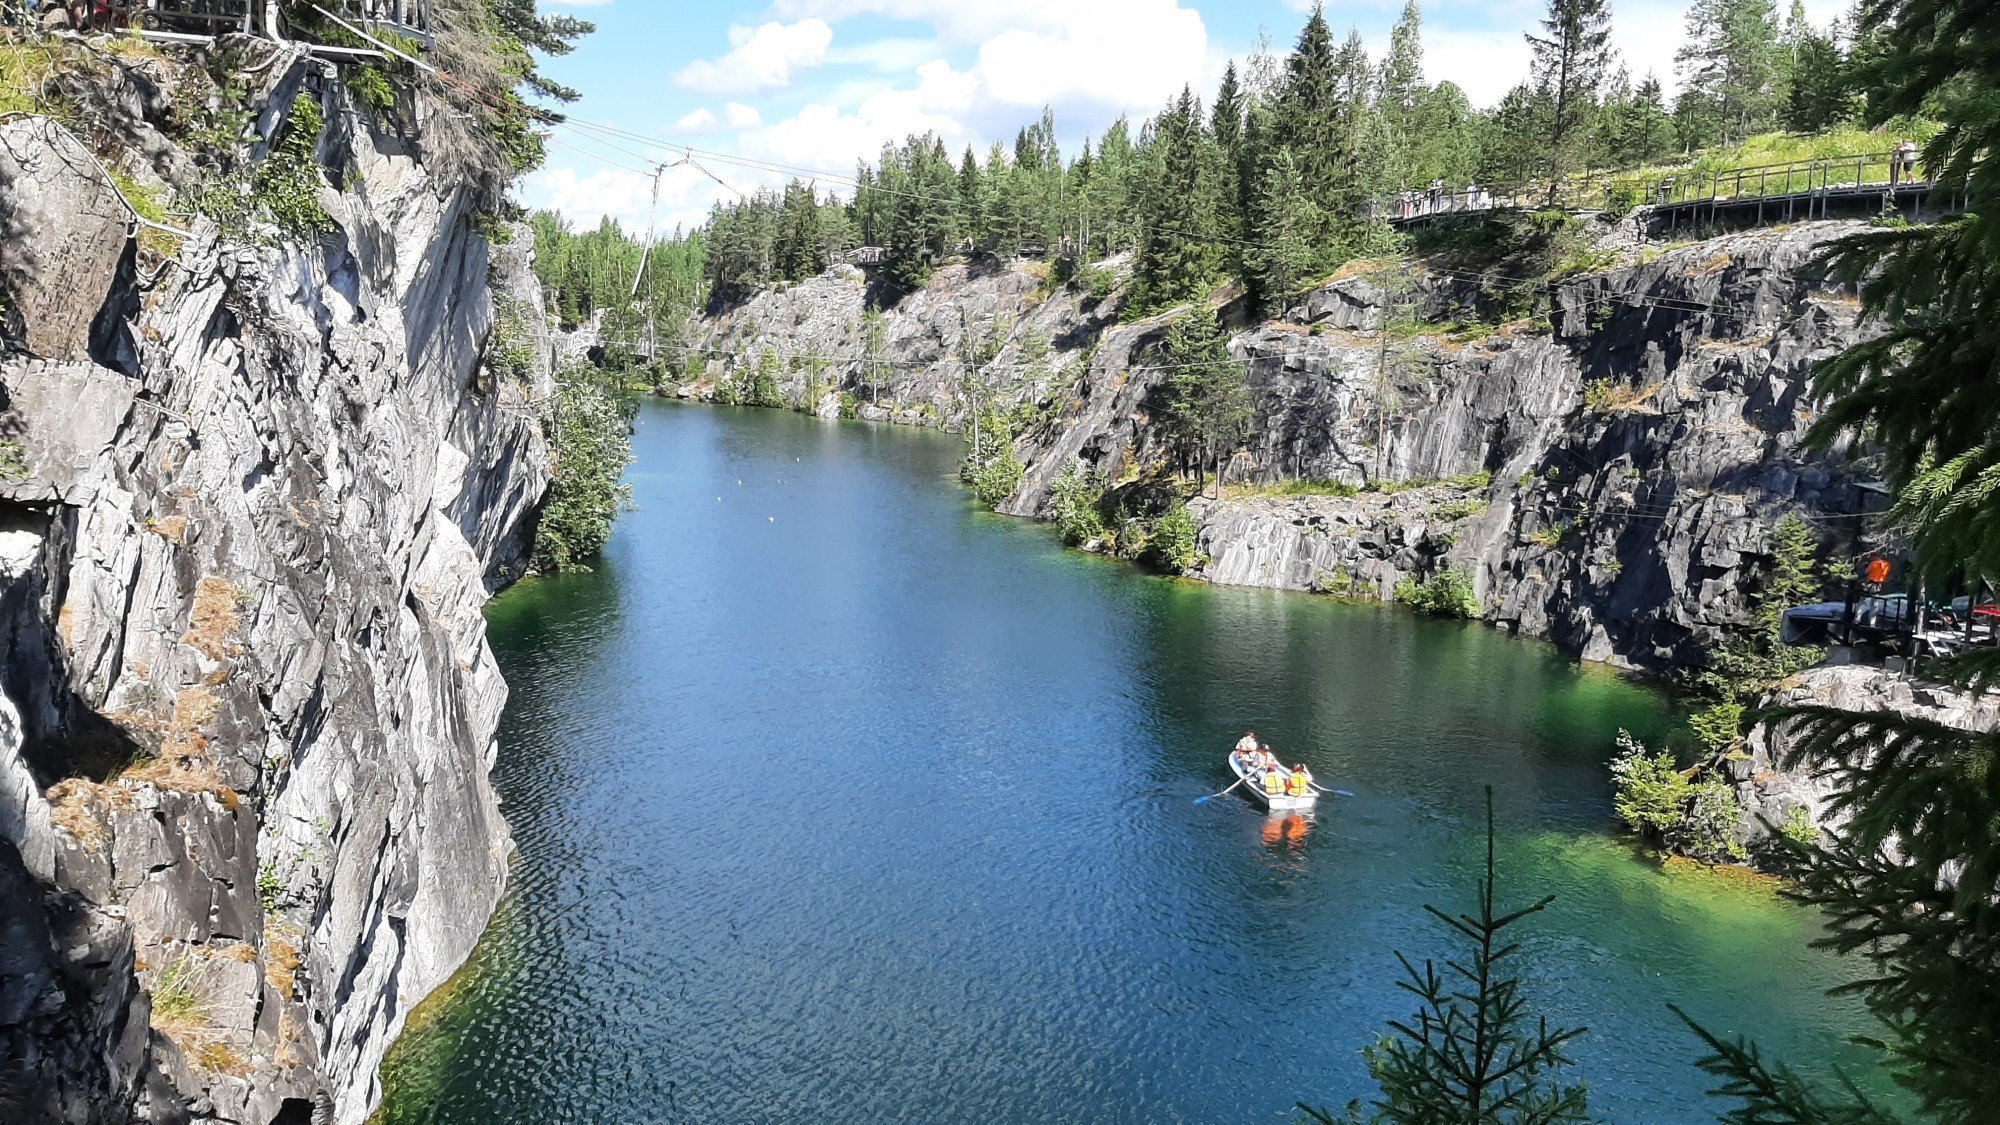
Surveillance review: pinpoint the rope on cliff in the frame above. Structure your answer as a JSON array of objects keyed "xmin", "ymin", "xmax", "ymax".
[{"xmin": 0, "ymin": 112, "xmax": 197, "ymax": 245}]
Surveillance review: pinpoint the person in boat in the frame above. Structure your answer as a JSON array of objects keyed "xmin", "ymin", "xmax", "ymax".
[
  {"xmin": 1234, "ymin": 732, "xmax": 1259, "ymax": 765},
  {"xmin": 1286, "ymin": 765, "xmax": 1313, "ymax": 799},
  {"xmin": 1262, "ymin": 767, "xmax": 1287, "ymax": 797}
]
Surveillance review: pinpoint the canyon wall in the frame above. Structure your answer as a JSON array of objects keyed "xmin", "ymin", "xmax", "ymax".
[
  {"xmin": 693, "ymin": 221, "xmax": 1873, "ymax": 676},
  {"xmin": 0, "ymin": 43, "xmax": 550, "ymax": 1123}
]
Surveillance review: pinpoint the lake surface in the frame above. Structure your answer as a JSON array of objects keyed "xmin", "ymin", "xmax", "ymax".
[{"xmin": 379, "ymin": 401, "xmax": 1879, "ymax": 1123}]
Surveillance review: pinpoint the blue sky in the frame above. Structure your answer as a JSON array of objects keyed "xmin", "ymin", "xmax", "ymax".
[{"xmin": 527, "ymin": 0, "xmax": 1842, "ymax": 233}]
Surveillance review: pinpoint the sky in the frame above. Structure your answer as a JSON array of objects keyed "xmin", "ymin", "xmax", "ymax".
[{"xmin": 525, "ymin": 0, "xmax": 1844, "ymax": 236}]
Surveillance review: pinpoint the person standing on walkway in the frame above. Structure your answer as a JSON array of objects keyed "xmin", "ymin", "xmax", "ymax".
[{"xmin": 1891, "ymin": 140, "xmax": 1920, "ymax": 185}]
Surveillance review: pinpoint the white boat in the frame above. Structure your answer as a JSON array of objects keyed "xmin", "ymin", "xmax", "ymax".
[{"xmin": 1229, "ymin": 751, "xmax": 1318, "ymax": 811}]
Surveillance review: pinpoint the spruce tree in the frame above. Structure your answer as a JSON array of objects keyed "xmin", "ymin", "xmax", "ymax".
[
  {"xmin": 1411, "ymin": 83, "xmax": 1482, "ymax": 189},
  {"xmin": 1782, "ymin": 24, "xmax": 1852, "ymax": 131},
  {"xmin": 1210, "ymin": 62, "xmax": 1247, "ymax": 243},
  {"xmin": 1379, "ymin": 0, "xmax": 1426, "ymax": 189},
  {"xmin": 1150, "ymin": 306, "xmax": 1248, "ymax": 483},
  {"xmin": 1131, "ymin": 87, "xmax": 1221, "ymax": 314},
  {"xmin": 1691, "ymin": 0, "xmax": 2000, "ymax": 1116},
  {"xmin": 1526, "ymin": 0, "xmax": 1613, "ymax": 198},
  {"xmin": 1331, "ymin": 29, "xmax": 1377, "ymax": 205},
  {"xmin": 957, "ymin": 146, "xmax": 986, "ymax": 253},
  {"xmin": 1618, "ymin": 74, "xmax": 1676, "ymax": 164},
  {"xmin": 1300, "ymin": 791, "xmax": 1589, "ymax": 1123},
  {"xmin": 1272, "ymin": 5, "xmax": 1346, "ymax": 208},
  {"xmin": 1250, "ymin": 147, "xmax": 1323, "ymax": 315}
]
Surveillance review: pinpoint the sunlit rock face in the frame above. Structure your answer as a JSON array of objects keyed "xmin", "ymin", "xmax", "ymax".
[
  {"xmin": 0, "ymin": 48, "xmax": 551, "ymax": 1124},
  {"xmin": 705, "ymin": 223, "xmax": 1871, "ymax": 675}
]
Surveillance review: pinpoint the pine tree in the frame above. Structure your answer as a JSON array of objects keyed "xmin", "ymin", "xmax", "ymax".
[
  {"xmin": 1131, "ymin": 87, "xmax": 1221, "ymax": 314},
  {"xmin": 1526, "ymin": 0, "xmax": 1613, "ymax": 197},
  {"xmin": 1675, "ymin": 0, "xmax": 1784, "ymax": 145}
]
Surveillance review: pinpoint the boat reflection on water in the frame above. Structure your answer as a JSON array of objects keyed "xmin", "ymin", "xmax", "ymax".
[{"xmin": 1260, "ymin": 811, "xmax": 1313, "ymax": 852}]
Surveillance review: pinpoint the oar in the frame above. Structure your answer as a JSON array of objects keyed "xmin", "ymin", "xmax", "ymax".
[
  {"xmin": 1194, "ymin": 778, "xmax": 1246, "ymax": 805},
  {"xmin": 1309, "ymin": 781, "xmax": 1357, "ymax": 798}
]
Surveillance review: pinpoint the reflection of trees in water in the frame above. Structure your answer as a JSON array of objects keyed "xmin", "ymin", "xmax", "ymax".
[{"xmin": 1125, "ymin": 582, "xmax": 1667, "ymax": 809}]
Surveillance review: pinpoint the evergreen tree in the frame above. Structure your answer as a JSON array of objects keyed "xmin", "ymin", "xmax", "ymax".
[
  {"xmin": 1411, "ymin": 83, "xmax": 1483, "ymax": 189},
  {"xmin": 1676, "ymin": 0, "xmax": 1784, "ymax": 145},
  {"xmin": 1618, "ymin": 74, "xmax": 1677, "ymax": 164},
  {"xmin": 1300, "ymin": 791, "xmax": 1589, "ymax": 1123},
  {"xmin": 1691, "ymin": 0, "xmax": 2000, "ymax": 1116},
  {"xmin": 1480, "ymin": 84, "xmax": 1550, "ymax": 187},
  {"xmin": 1272, "ymin": 5, "xmax": 1347, "ymax": 208},
  {"xmin": 1379, "ymin": 0, "xmax": 1426, "ymax": 189},
  {"xmin": 1526, "ymin": 0, "xmax": 1614, "ymax": 196},
  {"xmin": 1150, "ymin": 306, "xmax": 1249, "ymax": 483},
  {"xmin": 885, "ymin": 136, "xmax": 959, "ymax": 291},
  {"xmin": 1249, "ymin": 147, "xmax": 1324, "ymax": 315},
  {"xmin": 1782, "ymin": 22, "xmax": 1852, "ymax": 131},
  {"xmin": 775, "ymin": 180, "xmax": 826, "ymax": 282},
  {"xmin": 957, "ymin": 146, "xmax": 986, "ymax": 252},
  {"xmin": 1331, "ymin": 29, "xmax": 1377, "ymax": 203},
  {"xmin": 1211, "ymin": 62, "xmax": 1247, "ymax": 242},
  {"xmin": 1130, "ymin": 87, "xmax": 1221, "ymax": 314}
]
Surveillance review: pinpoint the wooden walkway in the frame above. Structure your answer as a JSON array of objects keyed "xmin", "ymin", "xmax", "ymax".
[{"xmin": 1368, "ymin": 150, "xmax": 1962, "ymax": 235}]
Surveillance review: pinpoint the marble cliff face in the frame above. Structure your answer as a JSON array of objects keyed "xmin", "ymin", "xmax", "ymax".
[
  {"xmin": 692, "ymin": 222, "xmax": 1872, "ymax": 675},
  {"xmin": 0, "ymin": 45, "xmax": 552, "ymax": 1123}
]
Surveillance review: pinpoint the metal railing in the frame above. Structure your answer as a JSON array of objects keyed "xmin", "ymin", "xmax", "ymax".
[
  {"xmin": 84, "ymin": 0, "xmax": 256, "ymax": 33},
  {"xmin": 1639, "ymin": 151, "xmax": 1921, "ymax": 208},
  {"xmin": 1364, "ymin": 150, "xmax": 1931, "ymax": 225},
  {"xmin": 58, "ymin": 0, "xmax": 429, "ymax": 39},
  {"xmin": 1366, "ymin": 185, "xmax": 1539, "ymax": 223}
]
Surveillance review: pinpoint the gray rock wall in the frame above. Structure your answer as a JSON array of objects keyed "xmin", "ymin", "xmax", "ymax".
[
  {"xmin": 1, "ymin": 49, "xmax": 551, "ymax": 1125},
  {"xmin": 705, "ymin": 225, "xmax": 1871, "ymax": 676}
]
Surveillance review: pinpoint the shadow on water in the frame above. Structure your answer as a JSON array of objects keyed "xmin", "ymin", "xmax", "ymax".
[{"xmin": 380, "ymin": 401, "xmax": 1886, "ymax": 1124}]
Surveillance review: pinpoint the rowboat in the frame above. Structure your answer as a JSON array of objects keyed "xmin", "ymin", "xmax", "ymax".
[{"xmin": 1229, "ymin": 751, "xmax": 1318, "ymax": 811}]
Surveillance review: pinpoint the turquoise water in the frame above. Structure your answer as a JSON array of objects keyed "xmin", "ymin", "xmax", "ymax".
[{"xmin": 379, "ymin": 402, "xmax": 1880, "ymax": 1122}]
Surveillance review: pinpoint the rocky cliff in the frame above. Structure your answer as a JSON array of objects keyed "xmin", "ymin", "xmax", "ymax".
[
  {"xmin": 693, "ymin": 221, "xmax": 1873, "ymax": 676},
  {"xmin": 0, "ymin": 40, "xmax": 550, "ymax": 1124}
]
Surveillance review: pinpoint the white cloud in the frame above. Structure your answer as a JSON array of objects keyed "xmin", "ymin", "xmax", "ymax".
[
  {"xmin": 522, "ymin": 161, "xmax": 750, "ymax": 236},
  {"xmin": 739, "ymin": 59, "xmax": 979, "ymax": 171},
  {"xmin": 1425, "ymin": 27, "xmax": 1534, "ymax": 107},
  {"xmin": 724, "ymin": 102, "xmax": 763, "ymax": 128},
  {"xmin": 524, "ymin": 165, "xmax": 658, "ymax": 231},
  {"xmin": 976, "ymin": 2, "xmax": 1207, "ymax": 113},
  {"xmin": 675, "ymin": 107, "xmax": 719, "ymax": 130},
  {"xmin": 737, "ymin": 1, "xmax": 1208, "ymax": 177},
  {"xmin": 823, "ymin": 37, "xmax": 944, "ymax": 72},
  {"xmin": 675, "ymin": 19, "xmax": 834, "ymax": 95}
]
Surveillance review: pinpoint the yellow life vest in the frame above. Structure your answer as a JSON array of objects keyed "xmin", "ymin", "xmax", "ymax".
[
  {"xmin": 1287, "ymin": 773, "xmax": 1311, "ymax": 797},
  {"xmin": 1262, "ymin": 771, "xmax": 1285, "ymax": 794}
]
